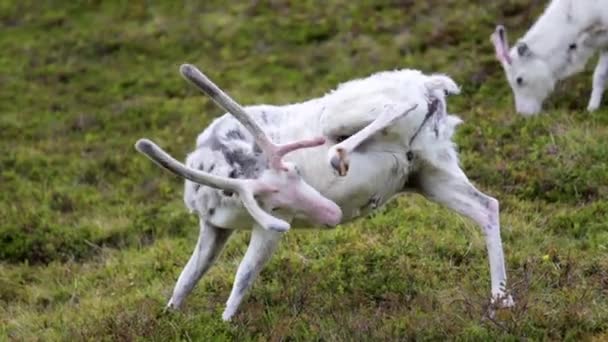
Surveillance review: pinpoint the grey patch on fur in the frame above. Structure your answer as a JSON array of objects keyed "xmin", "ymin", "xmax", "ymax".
[
  {"xmin": 406, "ymin": 151, "xmax": 414, "ymax": 162},
  {"xmin": 468, "ymin": 189, "xmax": 491, "ymax": 209},
  {"xmin": 409, "ymin": 96, "xmax": 442, "ymax": 146},
  {"xmin": 427, "ymin": 98, "xmax": 439, "ymax": 115},
  {"xmin": 366, "ymin": 195, "xmax": 380, "ymax": 210},
  {"xmin": 237, "ymin": 269, "xmax": 254, "ymax": 295},
  {"xmin": 429, "ymin": 97, "xmax": 443, "ymax": 138},
  {"xmin": 261, "ymin": 111, "xmax": 268, "ymax": 123},
  {"xmin": 199, "ymin": 123, "xmax": 226, "ymax": 152},
  {"xmin": 209, "ymin": 134, "xmax": 224, "ymax": 151},
  {"xmin": 226, "ymin": 129, "xmax": 245, "ymax": 140},
  {"xmin": 222, "ymin": 148, "xmax": 263, "ymax": 178},
  {"xmin": 253, "ymin": 143, "xmax": 262, "ymax": 154},
  {"xmin": 198, "ymin": 123, "xmax": 265, "ymax": 180}
]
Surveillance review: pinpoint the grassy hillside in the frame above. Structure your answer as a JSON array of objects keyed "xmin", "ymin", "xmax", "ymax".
[{"xmin": 1, "ymin": 0, "xmax": 607, "ymax": 340}]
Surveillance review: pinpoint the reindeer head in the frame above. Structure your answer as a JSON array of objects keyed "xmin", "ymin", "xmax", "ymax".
[
  {"xmin": 491, "ymin": 25, "xmax": 556, "ymax": 115},
  {"xmin": 136, "ymin": 64, "xmax": 342, "ymax": 232}
]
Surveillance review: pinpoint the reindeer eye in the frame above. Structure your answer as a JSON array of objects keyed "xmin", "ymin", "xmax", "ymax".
[
  {"xmin": 516, "ymin": 76, "xmax": 524, "ymax": 86},
  {"xmin": 569, "ymin": 43, "xmax": 577, "ymax": 50},
  {"xmin": 336, "ymin": 135, "xmax": 350, "ymax": 143}
]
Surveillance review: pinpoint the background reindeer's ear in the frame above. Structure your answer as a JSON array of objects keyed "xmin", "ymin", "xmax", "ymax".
[
  {"xmin": 491, "ymin": 25, "xmax": 512, "ymax": 65},
  {"xmin": 426, "ymin": 75, "xmax": 460, "ymax": 96}
]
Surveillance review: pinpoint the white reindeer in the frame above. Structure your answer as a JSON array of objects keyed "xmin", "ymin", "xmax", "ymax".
[
  {"xmin": 136, "ymin": 64, "xmax": 513, "ymax": 321},
  {"xmin": 492, "ymin": 0, "xmax": 608, "ymax": 115}
]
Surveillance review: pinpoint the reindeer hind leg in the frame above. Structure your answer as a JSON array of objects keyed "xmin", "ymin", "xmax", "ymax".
[{"xmin": 414, "ymin": 160, "xmax": 513, "ymax": 308}]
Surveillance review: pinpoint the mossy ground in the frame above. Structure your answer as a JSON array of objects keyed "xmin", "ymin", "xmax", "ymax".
[{"xmin": 1, "ymin": 1, "xmax": 607, "ymax": 340}]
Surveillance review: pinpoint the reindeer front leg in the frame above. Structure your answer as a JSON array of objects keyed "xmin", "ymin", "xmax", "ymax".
[
  {"xmin": 588, "ymin": 51, "xmax": 608, "ymax": 112},
  {"xmin": 167, "ymin": 221, "xmax": 233, "ymax": 310},
  {"xmin": 222, "ymin": 225, "xmax": 282, "ymax": 321},
  {"xmin": 415, "ymin": 161, "xmax": 513, "ymax": 308}
]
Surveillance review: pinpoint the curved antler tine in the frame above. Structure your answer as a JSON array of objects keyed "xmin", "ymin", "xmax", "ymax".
[
  {"xmin": 180, "ymin": 64, "xmax": 326, "ymax": 170},
  {"xmin": 135, "ymin": 138, "xmax": 290, "ymax": 232},
  {"xmin": 239, "ymin": 185, "xmax": 290, "ymax": 232},
  {"xmin": 135, "ymin": 138, "xmax": 241, "ymax": 191},
  {"xmin": 271, "ymin": 137, "xmax": 326, "ymax": 170},
  {"xmin": 179, "ymin": 64, "xmax": 275, "ymax": 153}
]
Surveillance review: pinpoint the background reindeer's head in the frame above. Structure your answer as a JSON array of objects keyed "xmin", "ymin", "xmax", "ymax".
[
  {"xmin": 491, "ymin": 26, "xmax": 556, "ymax": 115},
  {"xmin": 491, "ymin": 24, "xmax": 601, "ymax": 115}
]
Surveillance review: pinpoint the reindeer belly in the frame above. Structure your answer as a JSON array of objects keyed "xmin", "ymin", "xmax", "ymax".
[
  {"xmin": 329, "ymin": 160, "xmax": 407, "ymax": 221},
  {"xmin": 292, "ymin": 150, "xmax": 409, "ymax": 226}
]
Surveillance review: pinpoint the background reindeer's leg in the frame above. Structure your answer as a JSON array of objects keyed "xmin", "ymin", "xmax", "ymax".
[
  {"xmin": 167, "ymin": 221, "xmax": 233, "ymax": 309},
  {"xmin": 588, "ymin": 51, "xmax": 608, "ymax": 112},
  {"xmin": 415, "ymin": 161, "xmax": 513, "ymax": 307},
  {"xmin": 222, "ymin": 225, "xmax": 281, "ymax": 321}
]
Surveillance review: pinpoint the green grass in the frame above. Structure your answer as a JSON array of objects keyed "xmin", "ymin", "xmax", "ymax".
[{"xmin": 1, "ymin": 0, "xmax": 607, "ymax": 340}]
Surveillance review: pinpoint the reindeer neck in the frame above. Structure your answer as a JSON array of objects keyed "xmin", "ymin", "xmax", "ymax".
[{"xmin": 522, "ymin": 0, "xmax": 605, "ymax": 78}]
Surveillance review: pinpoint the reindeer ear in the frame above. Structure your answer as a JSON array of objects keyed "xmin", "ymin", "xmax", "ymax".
[
  {"xmin": 491, "ymin": 25, "xmax": 512, "ymax": 64},
  {"xmin": 517, "ymin": 42, "xmax": 532, "ymax": 58}
]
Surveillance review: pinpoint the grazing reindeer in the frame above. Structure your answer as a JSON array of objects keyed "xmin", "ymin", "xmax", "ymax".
[
  {"xmin": 492, "ymin": 0, "xmax": 608, "ymax": 115},
  {"xmin": 136, "ymin": 64, "xmax": 513, "ymax": 321}
]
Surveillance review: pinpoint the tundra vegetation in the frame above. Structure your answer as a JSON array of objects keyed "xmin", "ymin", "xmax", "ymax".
[{"xmin": 1, "ymin": 1, "xmax": 607, "ymax": 340}]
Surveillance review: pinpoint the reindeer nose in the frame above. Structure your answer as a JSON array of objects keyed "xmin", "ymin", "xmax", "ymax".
[
  {"xmin": 313, "ymin": 197, "xmax": 342, "ymax": 227},
  {"xmin": 323, "ymin": 202, "xmax": 343, "ymax": 227},
  {"xmin": 330, "ymin": 148, "xmax": 349, "ymax": 177}
]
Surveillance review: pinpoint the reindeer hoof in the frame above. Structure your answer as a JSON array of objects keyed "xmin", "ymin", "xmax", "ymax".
[
  {"xmin": 164, "ymin": 300, "xmax": 180, "ymax": 313},
  {"xmin": 268, "ymin": 225, "xmax": 289, "ymax": 232},
  {"xmin": 222, "ymin": 309, "xmax": 236, "ymax": 322},
  {"xmin": 587, "ymin": 102, "xmax": 600, "ymax": 112},
  {"xmin": 266, "ymin": 221, "xmax": 290, "ymax": 233},
  {"xmin": 491, "ymin": 293, "xmax": 515, "ymax": 309},
  {"xmin": 329, "ymin": 149, "xmax": 349, "ymax": 177}
]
